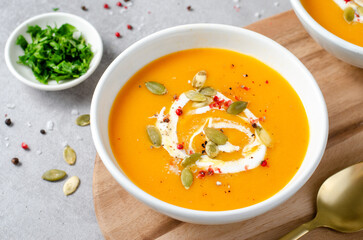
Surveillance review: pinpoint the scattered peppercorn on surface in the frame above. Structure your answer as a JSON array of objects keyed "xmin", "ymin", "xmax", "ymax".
[
  {"xmin": 301, "ymin": 0, "xmax": 363, "ymax": 47},
  {"xmin": 109, "ymin": 48, "xmax": 309, "ymax": 211}
]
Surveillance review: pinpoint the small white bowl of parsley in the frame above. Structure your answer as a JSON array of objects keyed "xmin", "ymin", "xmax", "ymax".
[{"xmin": 5, "ymin": 12, "xmax": 103, "ymax": 91}]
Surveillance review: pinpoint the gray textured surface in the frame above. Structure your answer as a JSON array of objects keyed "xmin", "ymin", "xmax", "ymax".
[{"xmin": 0, "ymin": 1, "xmax": 291, "ymax": 239}]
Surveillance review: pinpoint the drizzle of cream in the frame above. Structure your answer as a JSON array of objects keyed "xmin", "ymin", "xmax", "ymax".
[{"xmin": 154, "ymin": 91, "xmax": 267, "ymax": 174}]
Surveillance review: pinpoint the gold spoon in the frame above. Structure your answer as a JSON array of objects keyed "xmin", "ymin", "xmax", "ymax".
[{"xmin": 280, "ymin": 161, "xmax": 363, "ymax": 240}]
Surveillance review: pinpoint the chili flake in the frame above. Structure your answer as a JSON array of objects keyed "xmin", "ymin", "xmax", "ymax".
[
  {"xmin": 187, "ymin": 5, "xmax": 193, "ymax": 11},
  {"xmin": 207, "ymin": 167, "xmax": 214, "ymax": 176},
  {"xmin": 265, "ymin": 80, "xmax": 269, "ymax": 84},
  {"xmin": 127, "ymin": 24, "xmax": 133, "ymax": 30}
]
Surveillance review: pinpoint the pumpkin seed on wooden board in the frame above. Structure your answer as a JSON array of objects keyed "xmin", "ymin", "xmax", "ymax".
[
  {"xmin": 343, "ymin": 7, "xmax": 355, "ymax": 23},
  {"xmin": 227, "ymin": 101, "xmax": 248, "ymax": 115},
  {"xmin": 192, "ymin": 70, "xmax": 207, "ymax": 89},
  {"xmin": 76, "ymin": 114, "xmax": 90, "ymax": 126},
  {"xmin": 185, "ymin": 90, "xmax": 207, "ymax": 102},
  {"xmin": 63, "ymin": 145, "xmax": 76, "ymax": 165},
  {"xmin": 192, "ymin": 97, "xmax": 213, "ymax": 108},
  {"xmin": 146, "ymin": 125, "xmax": 162, "ymax": 147},
  {"xmin": 63, "ymin": 176, "xmax": 80, "ymax": 196},
  {"xmin": 206, "ymin": 141, "xmax": 219, "ymax": 158},
  {"xmin": 256, "ymin": 127, "xmax": 272, "ymax": 147},
  {"xmin": 181, "ymin": 153, "xmax": 202, "ymax": 167},
  {"xmin": 145, "ymin": 81, "xmax": 167, "ymax": 95},
  {"xmin": 199, "ymin": 86, "xmax": 217, "ymax": 97},
  {"xmin": 42, "ymin": 169, "xmax": 66, "ymax": 182},
  {"xmin": 181, "ymin": 168, "xmax": 193, "ymax": 189},
  {"xmin": 204, "ymin": 127, "xmax": 228, "ymax": 145}
]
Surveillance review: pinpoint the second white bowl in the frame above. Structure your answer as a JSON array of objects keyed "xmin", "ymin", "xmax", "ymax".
[{"xmin": 291, "ymin": 0, "xmax": 363, "ymax": 68}]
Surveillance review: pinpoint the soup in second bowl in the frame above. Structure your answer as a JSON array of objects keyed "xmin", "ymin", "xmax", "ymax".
[
  {"xmin": 109, "ymin": 48, "xmax": 309, "ymax": 211},
  {"xmin": 301, "ymin": 0, "xmax": 363, "ymax": 47}
]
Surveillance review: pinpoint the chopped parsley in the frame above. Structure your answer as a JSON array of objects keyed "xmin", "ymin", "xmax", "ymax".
[{"xmin": 16, "ymin": 24, "xmax": 94, "ymax": 84}]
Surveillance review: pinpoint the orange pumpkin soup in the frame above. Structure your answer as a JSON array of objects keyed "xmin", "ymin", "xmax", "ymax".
[
  {"xmin": 301, "ymin": 0, "xmax": 363, "ymax": 47},
  {"xmin": 109, "ymin": 48, "xmax": 309, "ymax": 211}
]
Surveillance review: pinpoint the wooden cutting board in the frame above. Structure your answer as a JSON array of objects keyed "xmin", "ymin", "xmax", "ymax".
[{"xmin": 93, "ymin": 10, "xmax": 363, "ymax": 240}]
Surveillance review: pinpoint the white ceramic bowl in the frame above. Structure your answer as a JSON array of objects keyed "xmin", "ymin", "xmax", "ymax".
[
  {"xmin": 291, "ymin": 0, "xmax": 363, "ymax": 68},
  {"xmin": 5, "ymin": 12, "xmax": 103, "ymax": 91},
  {"xmin": 91, "ymin": 24, "xmax": 328, "ymax": 224}
]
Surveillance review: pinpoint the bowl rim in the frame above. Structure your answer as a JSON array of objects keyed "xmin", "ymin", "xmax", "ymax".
[
  {"xmin": 290, "ymin": 0, "xmax": 363, "ymax": 53},
  {"xmin": 91, "ymin": 23, "xmax": 328, "ymax": 223},
  {"xmin": 4, "ymin": 12, "xmax": 103, "ymax": 91}
]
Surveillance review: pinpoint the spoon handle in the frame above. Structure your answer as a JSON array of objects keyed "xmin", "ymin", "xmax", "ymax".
[{"xmin": 279, "ymin": 218, "xmax": 320, "ymax": 240}]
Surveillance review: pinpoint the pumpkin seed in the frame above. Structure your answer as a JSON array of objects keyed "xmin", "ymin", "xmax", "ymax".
[
  {"xmin": 63, "ymin": 145, "xmax": 76, "ymax": 165},
  {"xmin": 181, "ymin": 168, "xmax": 193, "ymax": 190},
  {"xmin": 204, "ymin": 127, "xmax": 228, "ymax": 145},
  {"xmin": 146, "ymin": 125, "xmax": 162, "ymax": 147},
  {"xmin": 42, "ymin": 169, "xmax": 66, "ymax": 182},
  {"xmin": 206, "ymin": 141, "xmax": 219, "ymax": 158},
  {"xmin": 181, "ymin": 153, "xmax": 202, "ymax": 167},
  {"xmin": 192, "ymin": 70, "xmax": 207, "ymax": 89},
  {"xmin": 358, "ymin": 7, "xmax": 363, "ymax": 15},
  {"xmin": 145, "ymin": 81, "xmax": 167, "ymax": 95},
  {"xmin": 63, "ymin": 176, "xmax": 80, "ymax": 196},
  {"xmin": 343, "ymin": 7, "xmax": 355, "ymax": 23},
  {"xmin": 199, "ymin": 87, "xmax": 217, "ymax": 97},
  {"xmin": 76, "ymin": 114, "xmax": 90, "ymax": 126},
  {"xmin": 227, "ymin": 101, "xmax": 248, "ymax": 115},
  {"xmin": 256, "ymin": 127, "xmax": 272, "ymax": 147},
  {"xmin": 192, "ymin": 97, "xmax": 213, "ymax": 108},
  {"xmin": 185, "ymin": 90, "xmax": 207, "ymax": 102}
]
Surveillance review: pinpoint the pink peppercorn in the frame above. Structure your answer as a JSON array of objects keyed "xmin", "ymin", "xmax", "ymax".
[
  {"xmin": 261, "ymin": 160, "xmax": 267, "ymax": 167},
  {"xmin": 127, "ymin": 24, "xmax": 133, "ymax": 30},
  {"xmin": 116, "ymin": 2, "xmax": 122, "ymax": 7},
  {"xmin": 177, "ymin": 144, "xmax": 184, "ymax": 150},
  {"xmin": 21, "ymin": 142, "xmax": 28, "ymax": 150},
  {"xmin": 104, "ymin": 3, "xmax": 109, "ymax": 9},
  {"xmin": 115, "ymin": 32, "xmax": 121, "ymax": 38},
  {"xmin": 175, "ymin": 108, "xmax": 183, "ymax": 116}
]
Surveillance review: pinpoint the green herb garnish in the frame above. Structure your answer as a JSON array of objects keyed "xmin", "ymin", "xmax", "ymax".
[
  {"xmin": 53, "ymin": 8, "xmax": 59, "ymax": 11},
  {"xmin": 16, "ymin": 24, "xmax": 94, "ymax": 84}
]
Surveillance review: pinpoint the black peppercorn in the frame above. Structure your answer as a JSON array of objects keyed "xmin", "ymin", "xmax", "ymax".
[
  {"xmin": 5, "ymin": 118, "xmax": 12, "ymax": 126},
  {"xmin": 11, "ymin": 158, "xmax": 19, "ymax": 165}
]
